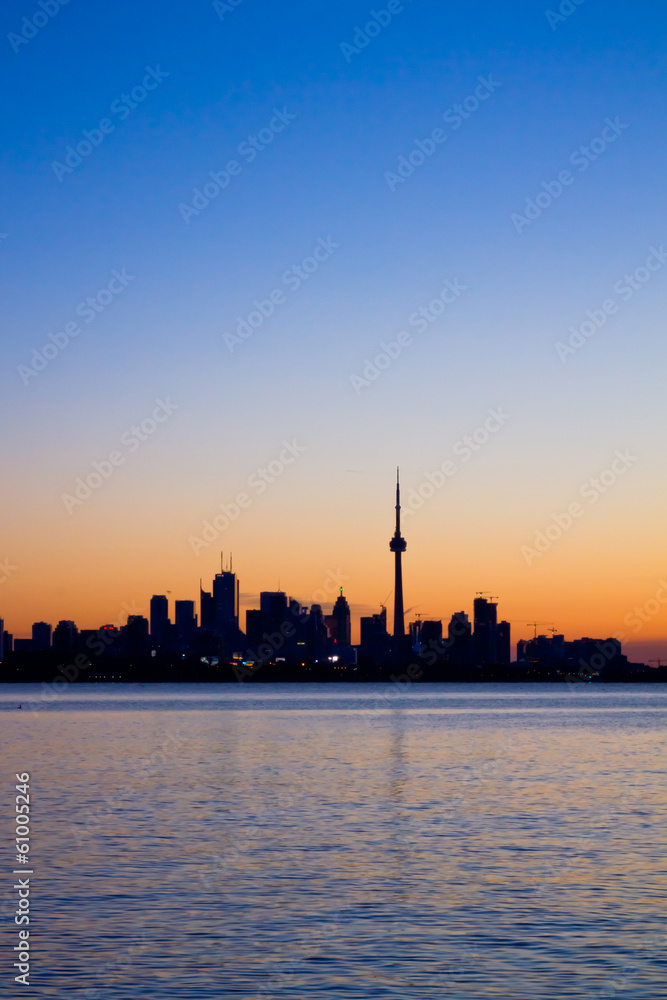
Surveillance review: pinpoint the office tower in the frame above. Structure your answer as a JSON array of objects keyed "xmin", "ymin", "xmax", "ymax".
[
  {"xmin": 175, "ymin": 601, "xmax": 197, "ymax": 652},
  {"xmin": 389, "ymin": 469, "xmax": 407, "ymax": 638},
  {"xmin": 325, "ymin": 589, "xmax": 351, "ymax": 645},
  {"xmin": 300, "ymin": 604, "xmax": 328, "ymax": 662},
  {"xmin": 150, "ymin": 596, "xmax": 170, "ymax": 646},
  {"xmin": 2, "ymin": 632, "xmax": 12, "ymax": 656},
  {"xmin": 0, "ymin": 619, "xmax": 3, "ymax": 660},
  {"xmin": 421, "ymin": 620, "xmax": 443, "ymax": 648},
  {"xmin": 121, "ymin": 616, "xmax": 150, "ymax": 657},
  {"xmin": 448, "ymin": 611, "xmax": 472, "ymax": 665},
  {"xmin": 360, "ymin": 607, "xmax": 391, "ymax": 664},
  {"xmin": 473, "ymin": 597, "xmax": 498, "ymax": 664},
  {"xmin": 200, "ymin": 586, "xmax": 215, "ymax": 630},
  {"xmin": 32, "ymin": 622, "xmax": 52, "ymax": 651},
  {"xmin": 260, "ymin": 592, "xmax": 289, "ymax": 635},
  {"xmin": 213, "ymin": 571, "xmax": 238, "ymax": 634},
  {"xmin": 53, "ymin": 620, "xmax": 79, "ymax": 655},
  {"xmin": 496, "ymin": 621, "xmax": 511, "ymax": 666},
  {"xmin": 245, "ymin": 610, "xmax": 264, "ymax": 649}
]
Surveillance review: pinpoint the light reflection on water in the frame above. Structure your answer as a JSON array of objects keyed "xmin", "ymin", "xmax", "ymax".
[{"xmin": 1, "ymin": 683, "xmax": 665, "ymax": 998}]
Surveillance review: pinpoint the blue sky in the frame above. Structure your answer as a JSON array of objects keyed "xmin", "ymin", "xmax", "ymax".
[{"xmin": 2, "ymin": 0, "xmax": 667, "ymax": 652}]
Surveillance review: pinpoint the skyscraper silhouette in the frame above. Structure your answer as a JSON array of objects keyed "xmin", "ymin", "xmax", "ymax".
[
  {"xmin": 150, "ymin": 595, "xmax": 170, "ymax": 645},
  {"xmin": 325, "ymin": 588, "xmax": 351, "ymax": 645},
  {"xmin": 389, "ymin": 469, "xmax": 407, "ymax": 638}
]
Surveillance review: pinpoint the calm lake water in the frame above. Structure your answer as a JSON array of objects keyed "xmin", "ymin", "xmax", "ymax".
[{"xmin": 1, "ymin": 683, "xmax": 665, "ymax": 999}]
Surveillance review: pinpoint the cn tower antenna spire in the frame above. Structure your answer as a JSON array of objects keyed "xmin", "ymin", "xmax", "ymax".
[{"xmin": 389, "ymin": 467, "xmax": 407, "ymax": 638}]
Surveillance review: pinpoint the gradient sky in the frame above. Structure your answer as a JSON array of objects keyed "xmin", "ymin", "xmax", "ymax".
[{"xmin": 2, "ymin": 0, "xmax": 667, "ymax": 660}]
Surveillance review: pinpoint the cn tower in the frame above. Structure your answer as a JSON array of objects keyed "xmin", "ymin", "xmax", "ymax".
[{"xmin": 389, "ymin": 468, "xmax": 407, "ymax": 638}]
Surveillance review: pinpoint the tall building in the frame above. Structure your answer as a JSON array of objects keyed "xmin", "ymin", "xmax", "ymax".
[
  {"xmin": 360, "ymin": 607, "xmax": 391, "ymax": 664},
  {"xmin": 175, "ymin": 601, "xmax": 197, "ymax": 651},
  {"xmin": 260, "ymin": 592, "xmax": 289, "ymax": 635},
  {"xmin": 150, "ymin": 596, "xmax": 170, "ymax": 646},
  {"xmin": 325, "ymin": 588, "xmax": 351, "ymax": 645},
  {"xmin": 213, "ymin": 571, "xmax": 238, "ymax": 634},
  {"xmin": 200, "ymin": 586, "xmax": 215, "ymax": 630},
  {"xmin": 0, "ymin": 620, "xmax": 4, "ymax": 660},
  {"xmin": 32, "ymin": 622, "xmax": 52, "ymax": 651},
  {"xmin": 53, "ymin": 620, "xmax": 79, "ymax": 655},
  {"xmin": 496, "ymin": 621, "xmax": 511, "ymax": 666},
  {"xmin": 473, "ymin": 597, "xmax": 498, "ymax": 664},
  {"xmin": 448, "ymin": 612, "xmax": 472, "ymax": 665},
  {"xmin": 389, "ymin": 469, "xmax": 407, "ymax": 638},
  {"xmin": 121, "ymin": 616, "xmax": 150, "ymax": 657},
  {"xmin": 245, "ymin": 610, "xmax": 264, "ymax": 649},
  {"xmin": 421, "ymin": 620, "xmax": 443, "ymax": 648}
]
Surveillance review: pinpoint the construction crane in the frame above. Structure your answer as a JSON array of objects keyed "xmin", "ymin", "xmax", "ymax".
[
  {"xmin": 526, "ymin": 621, "xmax": 553, "ymax": 639},
  {"xmin": 649, "ymin": 659, "xmax": 665, "ymax": 668}
]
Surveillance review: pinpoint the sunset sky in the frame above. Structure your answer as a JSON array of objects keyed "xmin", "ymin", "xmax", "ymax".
[{"xmin": 2, "ymin": 0, "xmax": 667, "ymax": 661}]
